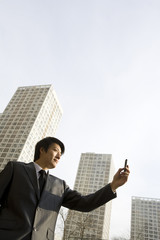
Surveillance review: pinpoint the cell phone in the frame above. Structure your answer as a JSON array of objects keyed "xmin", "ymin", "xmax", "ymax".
[{"xmin": 124, "ymin": 159, "xmax": 128, "ymax": 171}]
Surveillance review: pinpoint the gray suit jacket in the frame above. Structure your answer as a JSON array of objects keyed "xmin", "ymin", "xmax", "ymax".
[{"xmin": 0, "ymin": 161, "xmax": 116, "ymax": 240}]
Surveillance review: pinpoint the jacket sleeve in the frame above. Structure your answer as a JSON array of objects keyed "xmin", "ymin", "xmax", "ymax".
[
  {"xmin": 0, "ymin": 161, "xmax": 13, "ymax": 205},
  {"xmin": 62, "ymin": 182, "xmax": 116, "ymax": 212}
]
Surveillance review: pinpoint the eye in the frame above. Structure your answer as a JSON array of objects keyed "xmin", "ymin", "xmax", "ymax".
[{"xmin": 53, "ymin": 148, "xmax": 60, "ymax": 154}]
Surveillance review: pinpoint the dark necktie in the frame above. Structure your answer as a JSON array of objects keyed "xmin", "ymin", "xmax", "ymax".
[{"xmin": 39, "ymin": 170, "xmax": 46, "ymax": 194}]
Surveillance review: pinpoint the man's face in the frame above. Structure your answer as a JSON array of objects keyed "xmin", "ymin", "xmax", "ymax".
[{"xmin": 40, "ymin": 143, "xmax": 62, "ymax": 169}]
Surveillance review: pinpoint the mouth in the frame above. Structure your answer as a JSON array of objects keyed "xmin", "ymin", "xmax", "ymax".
[{"xmin": 54, "ymin": 158, "xmax": 59, "ymax": 164}]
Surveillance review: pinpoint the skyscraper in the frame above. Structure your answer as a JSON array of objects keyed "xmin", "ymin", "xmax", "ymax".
[
  {"xmin": 131, "ymin": 196, "xmax": 160, "ymax": 240},
  {"xmin": 64, "ymin": 152, "xmax": 115, "ymax": 240},
  {"xmin": 0, "ymin": 85, "xmax": 62, "ymax": 171}
]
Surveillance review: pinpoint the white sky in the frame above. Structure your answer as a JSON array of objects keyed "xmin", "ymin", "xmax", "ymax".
[{"xmin": 0, "ymin": 0, "xmax": 160, "ymax": 238}]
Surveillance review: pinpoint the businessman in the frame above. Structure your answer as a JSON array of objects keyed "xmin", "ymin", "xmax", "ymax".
[{"xmin": 0, "ymin": 137, "xmax": 130, "ymax": 240}]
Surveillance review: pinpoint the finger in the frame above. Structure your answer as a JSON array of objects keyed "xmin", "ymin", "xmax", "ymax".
[
  {"xmin": 120, "ymin": 170, "xmax": 130, "ymax": 176},
  {"xmin": 119, "ymin": 167, "xmax": 127, "ymax": 173},
  {"xmin": 125, "ymin": 167, "xmax": 130, "ymax": 174},
  {"xmin": 118, "ymin": 168, "xmax": 124, "ymax": 173}
]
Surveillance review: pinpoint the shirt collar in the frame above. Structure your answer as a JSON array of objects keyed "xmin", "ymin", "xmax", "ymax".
[{"xmin": 34, "ymin": 162, "xmax": 48, "ymax": 177}]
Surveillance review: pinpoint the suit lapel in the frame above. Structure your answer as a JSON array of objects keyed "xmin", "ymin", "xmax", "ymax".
[{"xmin": 24, "ymin": 162, "xmax": 39, "ymax": 200}]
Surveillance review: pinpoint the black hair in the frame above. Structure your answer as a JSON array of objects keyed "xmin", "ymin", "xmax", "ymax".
[{"xmin": 34, "ymin": 137, "xmax": 65, "ymax": 161}]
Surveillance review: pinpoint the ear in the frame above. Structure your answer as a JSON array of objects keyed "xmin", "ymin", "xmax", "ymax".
[{"xmin": 40, "ymin": 147, "xmax": 45, "ymax": 155}]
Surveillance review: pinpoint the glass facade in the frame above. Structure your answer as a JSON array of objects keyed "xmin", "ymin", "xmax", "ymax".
[
  {"xmin": 131, "ymin": 196, "xmax": 160, "ymax": 240},
  {"xmin": 0, "ymin": 85, "xmax": 62, "ymax": 171},
  {"xmin": 64, "ymin": 153, "xmax": 115, "ymax": 240}
]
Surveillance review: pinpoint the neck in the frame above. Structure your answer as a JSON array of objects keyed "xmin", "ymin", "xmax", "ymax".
[{"xmin": 35, "ymin": 159, "xmax": 48, "ymax": 170}]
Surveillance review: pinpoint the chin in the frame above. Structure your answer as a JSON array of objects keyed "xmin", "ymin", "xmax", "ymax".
[{"xmin": 52, "ymin": 163, "xmax": 57, "ymax": 168}]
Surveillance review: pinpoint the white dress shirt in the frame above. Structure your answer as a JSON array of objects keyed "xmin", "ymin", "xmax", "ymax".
[{"xmin": 33, "ymin": 162, "xmax": 48, "ymax": 179}]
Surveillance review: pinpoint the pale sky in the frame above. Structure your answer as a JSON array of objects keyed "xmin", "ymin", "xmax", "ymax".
[{"xmin": 0, "ymin": 0, "xmax": 160, "ymax": 239}]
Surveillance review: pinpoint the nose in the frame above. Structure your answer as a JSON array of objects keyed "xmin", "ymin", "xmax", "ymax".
[{"xmin": 56, "ymin": 151, "xmax": 61, "ymax": 159}]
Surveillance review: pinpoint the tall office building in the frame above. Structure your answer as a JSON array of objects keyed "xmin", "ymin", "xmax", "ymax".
[
  {"xmin": 131, "ymin": 196, "xmax": 160, "ymax": 240},
  {"xmin": 64, "ymin": 153, "xmax": 115, "ymax": 240},
  {"xmin": 0, "ymin": 85, "xmax": 62, "ymax": 171}
]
